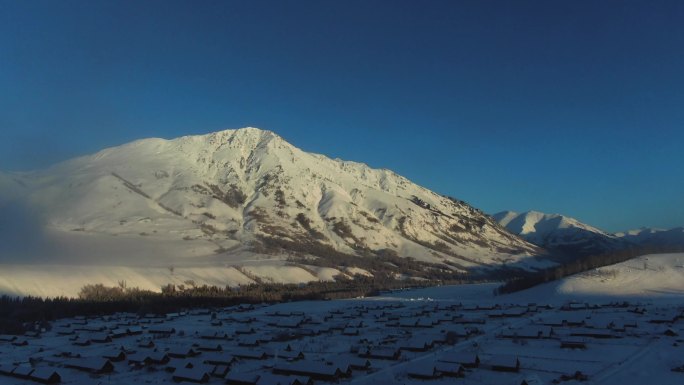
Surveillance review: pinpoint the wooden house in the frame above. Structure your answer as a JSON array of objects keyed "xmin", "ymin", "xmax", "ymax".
[
  {"xmin": 149, "ymin": 326, "xmax": 176, "ymax": 336},
  {"xmin": 127, "ymin": 351, "xmax": 170, "ymax": 366},
  {"xmin": 29, "ymin": 368, "xmax": 62, "ymax": 384},
  {"xmin": 226, "ymin": 372, "xmax": 260, "ymax": 385},
  {"xmin": 166, "ymin": 346, "xmax": 199, "ymax": 358},
  {"xmin": 231, "ymin": 348, "xmax": 269, "ymax": 360},
  {"xmin": 560, "ymin": 338, "xmax": 587, "ymax": 349},
  {"xmin": 438, "ymin": 351, "xmax": 480, "ymax": 368},
  {"xmin": 486, "ymin": 355, "xmax": 520, "ymax": 372},
  {"xmin": 195, "ymin": 342, "xmax": 222, "ymax": 352},
  {"xmin": 359, "ymin": 346, "xmax": 401, "ymax": 361},
  {"xmin": 64, "ymin": 358, "xmax": 114, "ymax": 374},
  {"xmin": 407, "ymin": 362, "xmax": 441, "ymax": 379},
  {"xmin": 273, "ymin": 361, "xmax": 351, "ymax": 381},
  {"xmin": 102, "ymin": 349, "xmax": 127, "ymax": 362},
  {"xmin": 256, "ymin": 373, "xmax": 312, "ymax": 385},
  {"xmin": 201, "ymin": 352, "xmax": 236, "ymax": 366},
  {"xmin": 172, "ymin": 366, "xmax": 211, "ymax": 383}
]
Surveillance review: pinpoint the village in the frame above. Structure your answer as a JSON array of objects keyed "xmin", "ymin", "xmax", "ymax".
[{"xmin": 1, "ymin": 284, "xmax": 684, "ymax": 385}]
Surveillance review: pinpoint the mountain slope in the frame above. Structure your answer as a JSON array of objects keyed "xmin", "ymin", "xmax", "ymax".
[
  {"xmin": 0, "ymin": 128, "xmax": 549, "ymax": 294},
  {"xmin": 493, "ymin": 210, "xmax": 630, "ymax": 259}
]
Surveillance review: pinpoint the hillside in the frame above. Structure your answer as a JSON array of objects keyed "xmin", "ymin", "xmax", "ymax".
[
  {"xmin": 517, "ymin": 253, "xmax": 684, "ymax": 300},
  {"xmin": 0, "ymin": 128, "xmax": 550, "ymax": 296}
]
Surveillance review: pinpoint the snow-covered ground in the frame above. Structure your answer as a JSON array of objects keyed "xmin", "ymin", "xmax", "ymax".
[
  {"xmin": 0, "ymin": 259, "xmax": 360, "ymax": 298},
  {"xmin": 2, "ymin": 253, "xmax": 684, "ymax": 385}
]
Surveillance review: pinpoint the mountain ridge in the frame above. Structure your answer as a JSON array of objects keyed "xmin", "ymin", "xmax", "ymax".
[
  {"xmin": 493, "ymin": 209, "xmax": 684, "ymax": 260},
  {"xmin": 492, "ymin": 210, "xmax": 631, "ymax": 259}
]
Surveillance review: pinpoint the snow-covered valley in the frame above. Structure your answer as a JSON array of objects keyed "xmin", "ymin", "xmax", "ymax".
[{"xmin": 2, "ymin": 253, "xmax": 684, "ymax": 385}]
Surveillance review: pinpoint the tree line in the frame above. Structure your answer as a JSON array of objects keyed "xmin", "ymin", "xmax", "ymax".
[{"xmin": 0, "ymin": 273, "xmax": 481, "ymax": 335}]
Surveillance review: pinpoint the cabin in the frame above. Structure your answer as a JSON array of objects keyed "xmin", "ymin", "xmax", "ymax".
[
  {"xmin": 149, "ymin": 326, "xmax": 176, "ymax": 336},
  {"xmin": 333, "ymin": 357, "xmax": 371, "ymax": 371},
  {"xmin": 102, "ymin": 349, "xmax": 127, "ymax": 362},
  {"xmin": 435, "ymin": 362, "xmax": 465, "ymax": 377},
  {"xmin": 72, "ymin": 337, "xmax": 91, "ymax": 346},
  {"xmin": 398, "ymin": 337, "xmax": 434, "ymax": 352},
  {"xmin": 55, "ymin": 327, "xmax": 75, "ymax": 336},
  {"xmin": 195, "ymin": 342, "xmax": 222, "ymax": 352},
  {"xmin": 273, "ymin": 361, "xmax": 351, "ymax": 381},
  {"xmin": 201, "ymin": 352, "xmax": 236, "ymax": 366},
  {"xmin": 565, "ymin": 302, "xmax": 589, "ymax": 311},
  {"xmin": 407, "ymin": 362, "xmax": 441, "ymax": 379},
  {"xmin": 231, "ymin": 348, "xmax": 269, "ymax": 360},
  {"xmin": 0, "ymin": 335, "xmax": 17, "ymax": 342},
  {"xmin": 226, "ymin": 372, "xmax": 260, "ymax": 385},
  {"xmin": 499, "ymin": 326, "xmax": 553, "ymax": 340},
  {"xmin": 235, "ymin": 326, "xmax": 256, "ymax": 335},
  {"xmin": 0, "ymin": 365, "xmax": 14, "ymax": 376},
  {"xmin": 453, "ymin": 317, "xmax": 486, "ymax": 325},
  {"xmin": 110, "ymin": 328, "xmax": 129, "ymax": 338},
  {"xmin": 29, "ymin": 368, "xmax": 62, "ymax": 384},
  {"xmin": 442, "ymin": 325, "xmax": 472, "ymax": 338},
  {"xmin": 12, "ymin": 339, "xmax": 29, "ymax": 346},
  {"xmin": 199, "ymin": 330, "xmax": 227, "ymax": 340},
  {"xmin": 166, "ymin": 347, "xmax": 199, "ymax": 358},
  {"xmin": 438, "ymin": 351, "xmax": 480, "ymax": 368},
  {"xmin": 238, "ymin": 336, "xmax": 260, "ymax": 347},
  {"xmin": 277, "ymin": 350, "xmax": 305, "ymax": 361},
  {"xmin": 138, "ymin": 339, "xmax": 155, "ymax": 348},
  {"xmin": 359, "ymin": 346, "xmax": 401, "ymax": 360},
  {"xmin": 486, "ymin": 355, "xmax": 520, "ymax": 372},
  {"xmin": 172, "ymin": 366, "xmax": 211, "ymax": 383},
  {"xmin": 11, "ymin": 366, "xmax": 34, "ymax": 379},
  {"xmin": 560, "ymin": 338, "xmax": 587, "ymax": 349},
  {"xmin": 210, "ymin": 364, "xmax": 229, "ymax": 378},
  {"xmin": 88, "ymin": 333, "xmax": 112, "ymax": 343},
  {"xmin": 520, "ymin": 374, "xmax": 544, "ymax": 385},
  {"xmin": 64, "ymin": 357, "xmax": 115, "ymax": 374},
  {"xmin": 568, "ymin": 328, "xmax": 616, "ymax": 339},
  {"xmin": 127, "ymin": 351, "xmax": 170, "ymax": 366},
  {"xmin": 256, "ymin": 373, "xmax": 312, "ymax": 385}
]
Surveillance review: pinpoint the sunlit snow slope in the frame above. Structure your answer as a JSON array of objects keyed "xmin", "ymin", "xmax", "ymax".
[{"xmin": 549, "ymin": 253, "xmax": 684, "ymax": 298}]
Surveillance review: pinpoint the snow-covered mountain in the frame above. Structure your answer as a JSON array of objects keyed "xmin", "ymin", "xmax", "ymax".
[
  {"xmin": 0, "ymin": 128, "xmax": 549, "ymax": 295},
  {"xmin": 615, "ymin": 227, "xmax": 684, "ymax": 248},
  {"xmin": 492, "ymin": 210, "xmax": 631, "ymax": 259}
]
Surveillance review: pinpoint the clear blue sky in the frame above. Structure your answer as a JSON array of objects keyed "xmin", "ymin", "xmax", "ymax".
[{"xmin": 1, "ymin": 0, "xmax": 683, "ymax": 232}]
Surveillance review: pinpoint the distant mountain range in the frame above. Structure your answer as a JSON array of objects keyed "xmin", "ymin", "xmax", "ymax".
[
  {"xmin": 615, "ymin": 227, "xmax": 684, "ymax": 247},
  {"xmin": 493, "ymin": 210, "xmax": 684, "ymax": 260}
]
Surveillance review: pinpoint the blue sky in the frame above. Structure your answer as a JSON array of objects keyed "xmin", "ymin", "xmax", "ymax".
[{"xmin": 1, "ymin": 0, "xmax": 683, "ymax": 232}]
